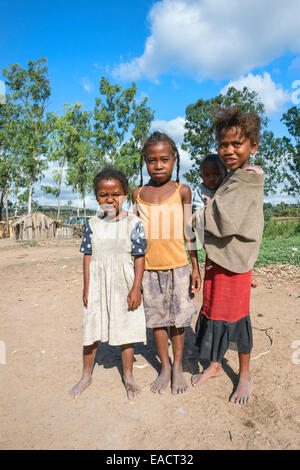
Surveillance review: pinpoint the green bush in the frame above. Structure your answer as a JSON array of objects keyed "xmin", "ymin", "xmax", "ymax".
[
  {"xmin": 255, "ymin": 237, "xmax": 300, "ymax": 266},
  {"xmin": 263, "ymin": 220, "xmax": 300, "ymax": 239},
  {"xmin": 196, "ymin": 233, "xmax": 300, "ymax": 267}
]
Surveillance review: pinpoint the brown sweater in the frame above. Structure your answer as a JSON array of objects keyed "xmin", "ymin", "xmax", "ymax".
[{"xmin": 204, "ymin": 168, "xmax": 265, "ymax": 273}]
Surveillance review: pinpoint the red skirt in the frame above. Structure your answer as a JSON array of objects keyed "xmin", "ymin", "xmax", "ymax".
[{"xmin": 202, "ymin": 260, "xmax": 252, "ymax": 323}]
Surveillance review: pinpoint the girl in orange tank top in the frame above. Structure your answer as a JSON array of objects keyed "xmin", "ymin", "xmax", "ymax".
[{"xmin": 133, "ymin": 131, "xmax": 201, "ymax": 395}]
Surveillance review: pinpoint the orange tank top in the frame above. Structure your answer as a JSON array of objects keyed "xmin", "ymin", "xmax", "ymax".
[{"xmin": 135, "ymin": 183, "xmax": 189, "ymax": 270}]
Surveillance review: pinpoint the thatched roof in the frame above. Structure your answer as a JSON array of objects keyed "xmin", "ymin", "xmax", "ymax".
[{"xmin": 11, "ymin": 212, "xmax": 75, "ymax": 240}]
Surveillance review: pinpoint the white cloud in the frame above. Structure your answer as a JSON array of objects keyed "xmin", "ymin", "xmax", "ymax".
[
  {"xmin": 113, "ymin": 0, "xmax": 300, "ymax": 82},
  {"xmin": 80, "ymin": 76, "xmax": 93, "ymax": 93},
  {"xmin": 151, "ymin": 116, "xmax": 186, "ymax": 145},
  {"xmin": 149, "ymin": 116, "xmax": 193, "ymax": 179},
  {"xmin": 221, "ymin": 72, "xmax": 290, "ymax": 114}
]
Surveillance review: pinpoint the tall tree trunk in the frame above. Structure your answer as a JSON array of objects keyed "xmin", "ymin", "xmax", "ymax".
[
  {"xmin": 0, "ymin": 189, "xmax": 4, "ymax": 222},
  {"xmin": 82, "ymin": 192, "xmax": 86, "ymax": 222},
  {"xmin": 28, "ymin": 182, "xmax": 33, "ymax": 214},
  {"xmin": 5, "ymin": 190, "xmax": 9, "ymax": 237},
  {"xmin": 76, "ymin": 184, "xmax": 80, "ymax": 216},
  {"xmin": 57, "ymin": 178, "xmax": 62, "ymax": 221},
  {"xmin": 57, "ymin": 163, "xmax": 65, "ymax": 221},
  {"xmin": 14, "ymin": 185, "xmax": 19, "ymax": 218}
]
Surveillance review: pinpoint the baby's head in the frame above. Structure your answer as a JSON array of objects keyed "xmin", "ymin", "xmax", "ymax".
[
  {"xmin": 93, "ymin": 167, "xmax": 128, "ymax": 217},
  {"xmin": 200, "ymin": 154, "xmax": 227, "ymax": 191},
  {"xmin": 140, "ymin": 131, "xmax": 180, "ymax": 186},
  {"xmin": 211, "ymin": 107, "xmax": 261, "ymax": 171}
]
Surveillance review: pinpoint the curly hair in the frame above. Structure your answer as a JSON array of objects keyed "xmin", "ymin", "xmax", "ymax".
[
  {"xmin": 139, "ymin": 131, "xmax": 180, "ymax": 186},
  {"xmin": 93, "ymin": 166, "xmax": 129, "ymax": 196},
  {"xmin": 211, "ymin": 107, "xmax": 261, "ymax": 144}
]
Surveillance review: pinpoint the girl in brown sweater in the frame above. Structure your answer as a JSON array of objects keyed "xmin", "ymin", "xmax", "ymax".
[{"xmin": 192, "ymin": 107, "xmax": 265, "ymax": 404}]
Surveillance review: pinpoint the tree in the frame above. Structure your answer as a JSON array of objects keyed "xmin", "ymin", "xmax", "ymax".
[
  {"xmin": 65, "ymin": 105, "xmax": 93, "ymax": 221},
  {"xmin": 0, "ymin": 102, "xmax": 14, "ymax": 221},
  {"xmin": 182, "ymin": 86, "xmax": 282, "ymax": 195},
  {"xmin": 44, "ymin": 103, "xmax": 89, "ymax": 220},
  {"xmin": 93, "ymin": 77, "xmax": 154, "ymax": 184},
  {"xmin": 0, "ymin": 99, "xmax": 25, "ymax": 222},
  {"xmin": 281, "ymin": 106, "xmax": 300, "ymax": 197},
  {"xmin": 2, "ymin": 58, "xmax": 51, "ymax": 213}
]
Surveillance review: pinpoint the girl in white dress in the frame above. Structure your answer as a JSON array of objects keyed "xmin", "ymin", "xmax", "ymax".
[{"xmin": 70, "ymin": 167, "xmax": 146, "ymax": 400}]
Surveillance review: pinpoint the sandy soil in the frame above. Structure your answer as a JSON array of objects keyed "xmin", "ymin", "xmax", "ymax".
[{"xmin": 0, "ymin": 238, "xmax": 299, "ymax": 450}]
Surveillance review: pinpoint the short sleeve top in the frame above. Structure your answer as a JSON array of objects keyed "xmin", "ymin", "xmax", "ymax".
[{"xmin": 80, "ymin": 216, "xmax": 146, "ymax": 256}]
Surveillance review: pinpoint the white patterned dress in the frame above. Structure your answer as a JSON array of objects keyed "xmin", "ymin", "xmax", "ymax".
[{"xmin": 80, "ymin": 213, "xmax": 147, "ymax": 346}]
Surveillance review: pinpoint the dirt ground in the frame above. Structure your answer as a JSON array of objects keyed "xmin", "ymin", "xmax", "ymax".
[{"xmin": 0, "ymin": 238, "xmax": 299, "ymax": 450}]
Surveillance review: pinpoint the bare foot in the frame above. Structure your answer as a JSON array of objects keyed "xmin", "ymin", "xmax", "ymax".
[
  {"xmin": 171, "ymin": 367, "xmax": 188, "ymax": 394},
  {"xmin": 230, "ymin": 376, "xmax": 253, "ymax": 404},
  {"xmin": 191, "ymin": 363, "xmax": 223, "ymax": 387},
  {"xmin": 150, "ymin": 367, "xmax": 171, "ymax": 394},
  {"xmin": 123, "ymin": 376, "xmax": 141, "ymax": 400},
  {"xmin": 69, "ymin": 375, "xmax": 92, "ymax": 398}
]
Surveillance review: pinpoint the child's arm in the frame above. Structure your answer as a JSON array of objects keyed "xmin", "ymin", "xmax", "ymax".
[
  {"xmin": 180, "ymin": 184, "xmax": 201, "ymax": 294},
  {"xmin": 128, "ymin": 219, "xmax": 146, "ymax": 311},
  {"xmin": 242, "ymin": 164, "xmax": 264, "ymax": 174},
  {"xmin": 132, "ymin": 187, "xmax": 140, "ymax": 216},
  {"xmin": 80, "ymin": 220, "xmax": 93, "ymax": 307},
  {"xmin": 132, "ymin": 187, "xmax": 139, "ymax": 205},
  {"xmin": 127, "ymin": 255, "xmax": 145, "ymax": 311},
  {"xmin": 83, "ymin": 254, "xmax": 91, "ymax": 306}
]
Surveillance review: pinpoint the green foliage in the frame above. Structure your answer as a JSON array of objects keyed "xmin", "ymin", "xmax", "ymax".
[
  {"xmin": 45, "ymin": 103, "xmax": 93, "ymax": 219},
  {"xmin": 2, "ymin": 58, "xmax": 51, "ymax": 212},
  {"xmin": 93, "ymin": 77, "xmax": 154, "ymax": 183},
  {"xmin": 17, "ymin": 188, "xmax": 42, "ymax": 213},
  {"xmin": 263, "ymin": 220, "xmax": 300, "ymax": 239},
  {"xmin": 263, "ymin": 202, "xmax": 300, "ymax": 221},
  {"xmin": 196, "ymin": 219, "xmax": 300, "ymax": 266},
  {"xmin": 64, "ymin": 105, "xmax": 93, "ymax": 217},
  {"xmin": 281, "ymin": 106, "xmax": 300, "ymax": 197},
  {"xmin": 183, "ymin": 86, "xmax": 281, "ymax": 194},
  {"xmin": 197, "ymin": 236, "xmax": 300, "ymax": 267},
  {"xmin": 255, "ymin": 237, "xmax": 300, "ymax": 266},
  {"xmin": 41, "ymin": 185, "xmax": 60, "ymax": 198}
]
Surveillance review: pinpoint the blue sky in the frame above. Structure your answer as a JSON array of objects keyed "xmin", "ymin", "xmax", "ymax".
[{"xmin": 1, "ymin": 0, "xmax": 300, "ymax": 209}]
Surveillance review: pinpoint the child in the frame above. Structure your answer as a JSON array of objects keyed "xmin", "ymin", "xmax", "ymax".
[
  {"xmin": 132, "ymin": 131, "xmax": 201, "ymax": 395},
  {"xmin": 193, "ymin": 155, "xmax": 227, "ymax": 245},
  {"xmin": 192, "ymin": 107, "xmax": 265, "ymax": 405},
  {"xmin": 196, "ymin": 154, "xmax": 227, "ymax": 205},
  {"xmin": 70, "ymin": 167, "xmax": 147, "ymax": 400}
]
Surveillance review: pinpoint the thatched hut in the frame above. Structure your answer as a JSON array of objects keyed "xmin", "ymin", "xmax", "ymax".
[
  {"xmin": 11, "ymin": 212, "xmax": 74, "ymax": 241},
  {"xmin": 0, "ymin": 221, "xmax": 12, "ymax": 239}
]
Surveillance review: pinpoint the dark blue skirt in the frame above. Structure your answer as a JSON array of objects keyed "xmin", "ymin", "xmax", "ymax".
[{"xmin": 195, "ymin": 311, "xmax": 253, "ymax": 363}]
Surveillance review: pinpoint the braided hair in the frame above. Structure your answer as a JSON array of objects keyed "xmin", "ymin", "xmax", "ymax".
[{"xmin": 139, "ymin": 131, "xmax": 180, "ymax": 186}]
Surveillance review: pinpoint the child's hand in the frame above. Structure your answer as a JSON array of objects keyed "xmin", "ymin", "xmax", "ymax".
[
  {"xmin": 127, "ymin": 287, "xmax": 142, "ymax": 311},
  {"xmin": 190, "ymin": 269, "xmax": 201, "ymax": 295},
  {"xmin": 241, "ymin": 164, "xmax": 264, "ymax": 174},
  {"xmin": 202, "ymin": 194, "xmax": 211, "ymax": 204},
  {"xmin": 206, "ymin": 259, "xmax": 215, "ymax": 270},
  {"xmin": 83, "ymin": 289, "xmax": 89, "ymax": 307}
]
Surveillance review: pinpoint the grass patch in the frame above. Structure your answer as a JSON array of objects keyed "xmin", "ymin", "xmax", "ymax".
[
  {"xmin": 263, "ymin": 220, "xmax": 300, "ymax": 239},
  {"xmin": 196, "ymin": 237, "xmax": 300, "ymax": 267},
  {"xmin": 191, "ymin": 218, "xmax": 300, "ymax": 267},
  {"xmin": 255, "ymin": 237, "xmax": 300, "ymax": 266},
  {"xmin": 21, "ymin": 240, "xmax": 39, "ymax": 247}
]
